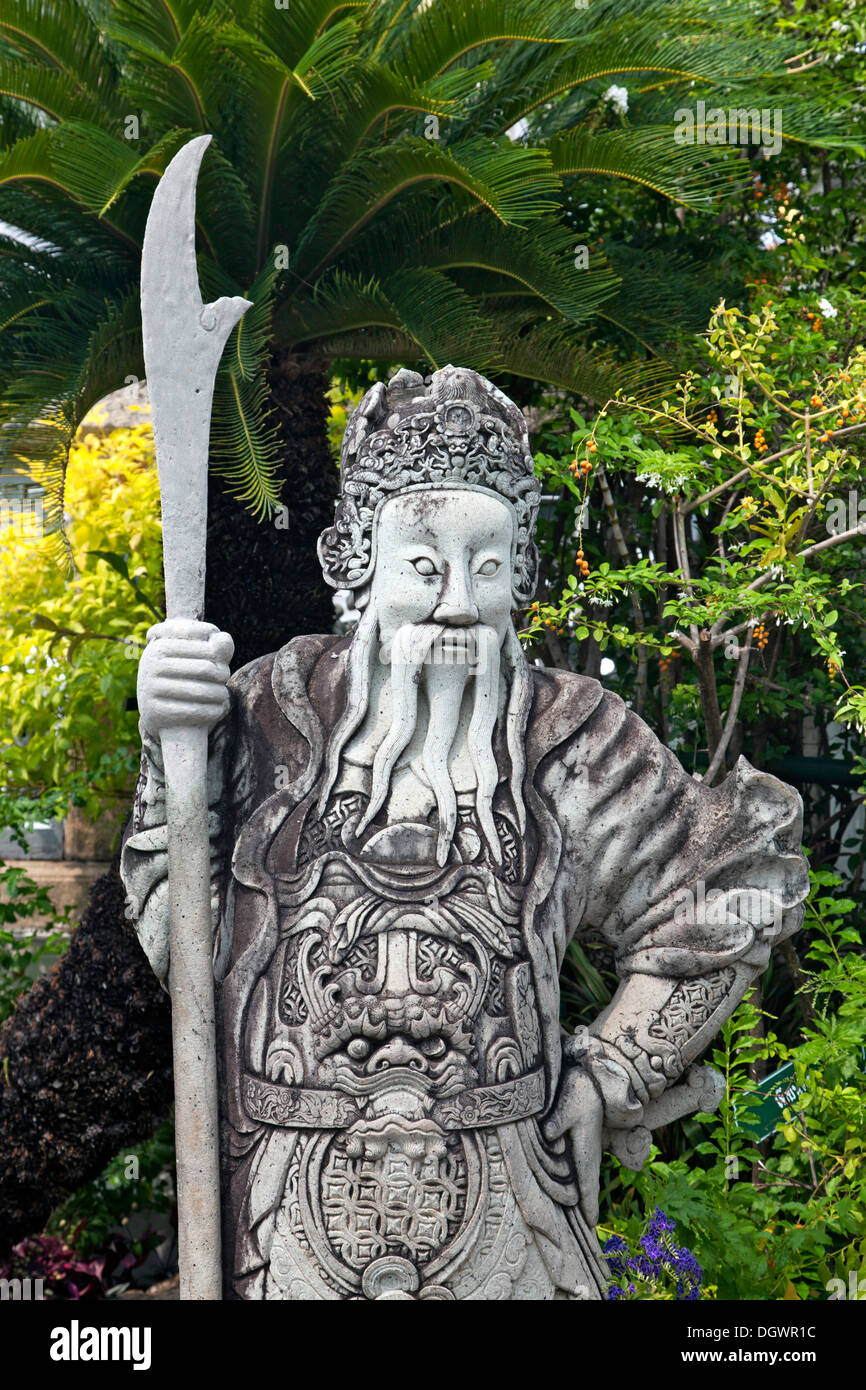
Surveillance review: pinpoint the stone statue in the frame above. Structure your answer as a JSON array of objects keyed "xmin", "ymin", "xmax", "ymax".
[{"xmin": 122, "ymin": 364, "xmax": 808, "ymax": 1301}]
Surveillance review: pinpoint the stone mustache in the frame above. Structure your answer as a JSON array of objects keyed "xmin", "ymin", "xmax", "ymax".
[{"xmin": 122, "ymin": 365, "xmax": 808, "ymax": 1300}]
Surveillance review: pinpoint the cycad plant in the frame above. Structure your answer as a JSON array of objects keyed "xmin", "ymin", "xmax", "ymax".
[{"xmin": 0, "ymin": 0, "xmax": 855, "ymax": 660}]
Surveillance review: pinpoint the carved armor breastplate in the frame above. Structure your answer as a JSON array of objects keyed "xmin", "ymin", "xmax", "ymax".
[
  {"xmin": 244, "ymin": 792, "xmax": 543, "ymax": 1130},
  {"xmin": 236, "ymin": 792, "xmax": 565, "ymax": 1298}
]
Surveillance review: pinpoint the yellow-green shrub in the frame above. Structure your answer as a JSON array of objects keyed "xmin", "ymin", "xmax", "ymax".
[{"xmin": 0, "ymin": 422, "xmax": 163, "ymax": 819}]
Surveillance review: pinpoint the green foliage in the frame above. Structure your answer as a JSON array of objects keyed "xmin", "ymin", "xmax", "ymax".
[
  {"xmin": 601, "ymin": 873, "xmax": 866, "ymax": 1300},
  {"xmin": 526, "ymin": 287, "xmax": 866, "ymax": 757},
  {"xmin": 0, "ymin": 422, "xmax": 162, "ymax": 814},
  {"xmin": 47, "ymin": 1119, "xmax": 176, "ymax": 1262},
  {"xmin": 1, "ymin": 0, "xmax": 859, "ymax": 523},
  {"xmin": 0, "ymin": 864, "xmax": 70, "ymax": 1025}
]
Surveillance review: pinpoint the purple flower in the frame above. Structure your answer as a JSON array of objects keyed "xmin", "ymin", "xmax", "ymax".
[{"xmin": 604, "ymin": 1208, "xmax": 702, "ymax": 1301}]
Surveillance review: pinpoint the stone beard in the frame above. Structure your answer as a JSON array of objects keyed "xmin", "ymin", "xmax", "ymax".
[
  {"xmin": 122, "ymin": 366, "xmax": 809, "ymax": 1301},
  {"xmin": 321, "ymin": 606, "xmax": 533, "ymax": 868}
]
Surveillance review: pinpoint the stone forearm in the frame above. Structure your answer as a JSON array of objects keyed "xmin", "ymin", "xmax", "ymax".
[{"xmin": 585, "ymin": 962, "xmax": 750, "ymax": 1118}]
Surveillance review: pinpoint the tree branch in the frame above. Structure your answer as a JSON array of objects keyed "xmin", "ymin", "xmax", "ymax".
[
  {"xmin": 596, "ymin": 463, "xmax": 647, "ymax": 713},
  {"xmin": 700, "ymin": 625, "xmax": 753, "ymax": 784}
]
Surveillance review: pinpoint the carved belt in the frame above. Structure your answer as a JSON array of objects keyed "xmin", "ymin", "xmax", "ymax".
[{"xmin": 242, "ymin": 1068, "xmax": 546, "ymax": 1132}]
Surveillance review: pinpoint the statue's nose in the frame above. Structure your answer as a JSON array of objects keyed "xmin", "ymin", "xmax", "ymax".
[
  {"xmin": 433, "ymin": 603, "xmax": 478, "ymax": 626},
  {"xmin": 433, "ymin": 563, "xmax": 478, "ymax": 626},
  {"xmin": 365, "ymin": 1036, "xmax": 429, "ymax": 1073}
]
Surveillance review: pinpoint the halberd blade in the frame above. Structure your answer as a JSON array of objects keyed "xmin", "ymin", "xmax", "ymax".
[{"xmin": 141, "ymin": 134, "xmax": 251, "ymax": 619}]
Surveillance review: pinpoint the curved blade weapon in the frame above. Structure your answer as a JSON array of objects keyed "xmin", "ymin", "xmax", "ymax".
[{"xmin": 140, "ymin": 135, "xmax": 251, "ymax": 1300}]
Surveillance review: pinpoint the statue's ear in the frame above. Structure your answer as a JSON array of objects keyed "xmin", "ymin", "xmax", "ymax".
[
  {"xmin": 513, "ymin": 540, "xmax": 539, "ymax": 607},
  {"xmin": 317, "ymin": 495, "xmax": 373, "ymax": 592}
]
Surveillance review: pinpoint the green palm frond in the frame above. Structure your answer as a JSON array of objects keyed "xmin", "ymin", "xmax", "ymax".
[
  {"xmin": 105, "ymin": 0, "xmax": 208, "ymax": 56},
  {"xmin": 475, "ymin": 29, "xmax": 801, "ymax": 137},
  {"xmin": 496, "ymin": 316, "xmax": 670, "ymax": 404},
  {"xmin": 0, "ymin": 60, "xmax": 122, "ymax": 126},
  {"xmin": 0, "ymin": 128, "xmax": 63, "ymax": 196},
  {"xmin": 49, "ymin": 124, "xmax": 182, "ymax": 217},
  {"xmin": 415, "ymin": 215, "xmax": 620, "ymax": 325},
  {"xmin": 308, "ymin": 60, "xmax": 487, "ymax": 166},
  {"xmin": 386, "ymin": 0, "xmax": 586, "ymax": 81},
  {"xmin": 72, "ymin": 288, "xmax": 144, "ymax": 421},
  {"xmin": 596, "ymin": 242, "xmax": 733, "ymax": 346},
  {"xmin": 0, "ymin": 0, "xmax": 114, "ymax": 89},
  {"xmin": 244, "ymin": 0, "xmax": 367, "ymax": 70},
  {"xmin": 550, "ymin": 127, "xmax": 748, "ymax": 210},
  {"xmin": 209, "ymin": 367, "xmax": 283, "ymax": 518},
  {"xmin": 184, "ymin": 138, "xmax": 259, "ymax": 281},
  {"xmin": 111, "ymin": 8, "xmax": 223, "ymax": 132},
  {"xmin": 206, "ymin": 18, "xmax": 361, "ymax": 268},
  {"xmin": 1, "ymin": 0, "xmax": 859, "ymax": 531},
  {"xmin": 377, "ymin": 267, "xmax": 499, "ymax": 371},
  {"xmin": 277, "ymin": 269, "xmax": 408, "ymax": 345},
  {"xmin": 207, "ymin": 263, "xmax": 283, "ymax": 517},
  {"xmin": 280, "ymin": 265, "xmax": 498, "ymax": 371},
  {"xmin": 292, "ymin": 136, "xmax": 558, "ymax": 279},
  {"xmin": 685, "ymin": 90, "xmax": 863, "ymax": 150},
  {"xmin": 304, "ymin": 327, "xmax": 420, "ymax": 361}
]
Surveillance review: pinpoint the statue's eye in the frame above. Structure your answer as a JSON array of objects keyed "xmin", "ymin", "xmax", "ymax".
[
  {"xmin": 476, "ymin": 558, "xmax": 500, "ymax": 577},
  {"xmin": 410, "ymin": 556, "xmax": 438, "ymax": 576}
]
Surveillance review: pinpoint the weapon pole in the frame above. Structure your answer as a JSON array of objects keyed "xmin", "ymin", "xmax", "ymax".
[{"xmin": 140, "ymin": 136, "xmax": 251, "ymax": 1299}]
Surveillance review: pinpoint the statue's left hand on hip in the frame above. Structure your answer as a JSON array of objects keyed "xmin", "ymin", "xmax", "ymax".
[
  {"xmin": 542, "ymin": 1040, "xmax": 647, "ymax": 1228},
  {"xmin": 542, "ymin": 1065, "xmax": 606, "ymax": 1227}
]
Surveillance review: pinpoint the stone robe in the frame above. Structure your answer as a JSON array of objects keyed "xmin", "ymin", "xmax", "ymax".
[{"xmin": 121, "ymin": 632, "xmax": 808, "ymax": 1300}]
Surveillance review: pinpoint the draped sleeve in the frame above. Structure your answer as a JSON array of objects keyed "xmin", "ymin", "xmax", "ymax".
[
  {"xmin": 545, "ymin": 688, "xmax": 808, "ymax": 979},
  {"xmin": 537, "ymin": 686, "xmax": 808, "ymax": 1120}
]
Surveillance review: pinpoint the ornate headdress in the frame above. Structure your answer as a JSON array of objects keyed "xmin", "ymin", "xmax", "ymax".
[{"xmin": 318, "ymin": 366, "xmax": 540, "ymax": 605}]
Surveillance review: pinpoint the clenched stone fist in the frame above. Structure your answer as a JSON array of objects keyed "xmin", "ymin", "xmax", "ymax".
[{"xmin": 137, "ymin": 619, "xmax": 234, "ymax": 739}]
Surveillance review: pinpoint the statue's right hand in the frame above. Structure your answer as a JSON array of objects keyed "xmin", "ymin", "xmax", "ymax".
[{"xmin": 137, "ymin": 619, "xmax": 234, "ymax": 739}]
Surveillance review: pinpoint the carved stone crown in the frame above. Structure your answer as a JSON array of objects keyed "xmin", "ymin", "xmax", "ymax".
[{"xmin": 318, "ymin": 365, "xmax": 541, "ymax": 605}]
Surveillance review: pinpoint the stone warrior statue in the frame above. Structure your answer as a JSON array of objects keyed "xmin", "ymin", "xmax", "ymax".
[{"xmin": 122, "ymin": 365, "xmax": 808, "ymax": 1301}]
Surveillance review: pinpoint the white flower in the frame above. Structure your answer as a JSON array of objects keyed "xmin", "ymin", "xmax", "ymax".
[
  {"xmin": 759, "ymin": 230, "xmax": 783, "ymax": 251},
  {"xmin": 818, "ymin": 296, "xmax": 838, "ymax": 319},
  {"xmin": 604, "ymin": 84, "xmax": 629, "ymax": 116},
  {"xmin": 638, "ymin": 471, "xmax": 663, "ymax": 490}
]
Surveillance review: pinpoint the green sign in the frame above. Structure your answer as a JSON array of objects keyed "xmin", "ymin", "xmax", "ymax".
[
  {"xmin": 735, "ymin": 1062, "xmax": 807, "ymax": 1142},
  {"xmin": 736, "ymin": 1049, "xmax": 866, "ymax": 1141}
]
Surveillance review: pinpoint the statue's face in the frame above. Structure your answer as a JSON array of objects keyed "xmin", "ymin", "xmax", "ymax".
[{"xmin": 369, "ymin": 489, "xmax": 515, "ymax": 650}]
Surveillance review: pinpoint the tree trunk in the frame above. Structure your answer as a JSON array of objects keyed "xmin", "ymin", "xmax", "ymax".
[
  {"xmin": 0, "ymin": 355, "xmax": 337, "ymax": 1255},
  {"xmin": 695, "ymin": 631, "xmax": 724, "ymax": 778}
]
